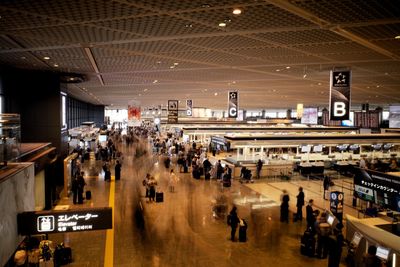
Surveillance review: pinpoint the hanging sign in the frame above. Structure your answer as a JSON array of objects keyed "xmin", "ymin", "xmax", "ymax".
[
  {"xmin": 228, "ymin": 91, "xmax": 238, "ymax": 118},
  {"xmin": 17, "ymin": 207, "xmax": 112, "ymax": 235},
  {"xmin": 186, "ymin": 99, "xmax": 193, "ymax": 116},
  {"xmin": 167, "ymin": 100, "xmax": 179, "ymax": 123},
  {"xmin": 127, "ymin": 100, "xmax": 141, "ymax": 126},
  {"xmin": 329, "ymin": 69, "xmax": 351, "ymax": 120}
]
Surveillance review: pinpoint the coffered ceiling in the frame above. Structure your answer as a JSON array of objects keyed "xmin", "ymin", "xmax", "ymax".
[{"xmin": 0, "ymin": 0, "xmax": 399, "ymax": 110}]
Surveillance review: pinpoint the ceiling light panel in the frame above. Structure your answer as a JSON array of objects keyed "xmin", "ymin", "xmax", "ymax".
[
  {"xmin": 289, "ymin": 0, "xmax": 400, "ymax": 24},
  {"xmin": 183, "ymin": 4, "xmax": 314, "ymax": 30}
]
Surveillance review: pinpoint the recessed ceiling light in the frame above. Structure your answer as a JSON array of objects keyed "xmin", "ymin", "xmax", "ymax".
[
  {"xmin": 272, "ymin": 89, "xmax": 277, "ymax": 92},
  {"xmin": 202, "ymin": 4, "xmax": 211, "ymax": 8},
  {"xmin": 153, "ymin": 80, "xmax": 158, "ymax": 83},
  {"xmin": 286, "ymin": 66, "xmax": 291, "ymax": 69},
  {"xmin": 303, "ymin": 74, "xmax": 307, "ymax": 78},
  {"xmin": 232, "ymin": 81, "xmax": 236, "ymax": 84},
  {"xmin": 218, "ymin": 22, "xmax": 226, "ymax": 27},
  {"xmin": 385, "ymin": 72, "xmax": 389, "ymax": 75},
  {"xmin": 376, "ymin": 85, "xmax": 380, "ymax": 88},
  {"xmin": 317, "ymin": 82, "xmax": 322, "ymax": 85},
  {"xmin": 170, "ymin": 66, "xmax": 175, "ymax": 69},
  {"xmin": 144, "ymin": 88, "xmax": 148, "ymax": 92},
  {"xmin": 139, "ymin": 93, "xmax": 142, "ymax": 96},
  {"xmin": 156, "ymin": 61, "xmax": 162, "ymax": 64},
  {"xmin": 214, "ymin": 92, "xmax": 218, "ymax": 96},
  {"xmin": 174, "ymin": 62, "xmax": 179, "ymax": 65},
  {"xmin": 53, "ymin": 64, "xmax": 59, "ymax": 67},
  {"xmin": 20, "ymin": 56, "xmax": 26, "ymax": 60},
  {"xmin": 43, "ymin": 56, "xmax": 50, "ymax": 60},
  {"xmin": 233, "ymin": 8, "xmax": 242, "ymax": 15},
  {"xmin": 276, "ymin": 69, "xmax": 280, "ymax": 72},
  {"xmin": 204, "ymin": 89, "xmax": 208, "ymax": 92},
  {"xmin": 395, "ymin": 35, "xmax": 400, "ymax": 39},
  {"xmin": 185, "ymin": 24, "xmax": 193, "ymax": 28}
]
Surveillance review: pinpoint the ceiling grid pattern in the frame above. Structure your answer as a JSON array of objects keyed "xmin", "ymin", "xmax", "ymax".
[{"xmin": 0, "ymin": 0, "xmax": 399, "ymax": 109}]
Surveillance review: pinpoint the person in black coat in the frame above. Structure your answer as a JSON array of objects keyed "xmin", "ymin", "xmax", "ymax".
[
  {"xmin": 280, "ymin": 189, "xmax": 290, "ymax": 223},
  {"xmin": 77, "ymin": 171, "xmax": 86, "ymax": 204},
  {"xmin": 327, "ymin": 224, "xmax": 344, "ymax": 267},
  {"xmin": 71, "ymin": 176, "xmax": 79, "ymax": 204},
  {"xmin": 115, "ymin": 160, "xmax": 122, "ymax": 180},
  {"xmin": 295, "ymin": 187, "xmax": 305, "ymax": 222},
  {"xmin": 306, "ymin": 199, "xmax": 316, "ymax": 230},
  {"xmin": 228, "ymin": 206, "xmax": 240, "ymax": 241}
]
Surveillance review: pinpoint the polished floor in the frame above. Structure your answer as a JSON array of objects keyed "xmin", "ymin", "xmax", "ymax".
[{"xmin": 52, "ymin": 144, "xmax": 351, "ymax": 267}]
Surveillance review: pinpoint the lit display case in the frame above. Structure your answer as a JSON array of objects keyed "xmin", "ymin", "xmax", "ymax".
[{"xmin": 0, "ymin": 114, "xmax": 21, "ymax": 165}]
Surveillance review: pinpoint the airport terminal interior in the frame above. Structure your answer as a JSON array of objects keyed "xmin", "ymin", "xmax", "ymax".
[{"xmin": 1, "ymin": 0, "xmax": 400, "ymax": 267}]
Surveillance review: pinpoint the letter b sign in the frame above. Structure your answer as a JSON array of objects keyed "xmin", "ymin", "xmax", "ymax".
[{"xmin": 333, "ymin": 102, "xmax": 346, "ymax": 117}]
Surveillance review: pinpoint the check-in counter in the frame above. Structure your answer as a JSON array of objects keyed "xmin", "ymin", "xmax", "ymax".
[
  {"xmin": 346, "ymin": 214, "xmax": 400, "ymax": 267},
  {"xmin": 232, "ymin": 161, "xmax": 293, "ymax": 178}
]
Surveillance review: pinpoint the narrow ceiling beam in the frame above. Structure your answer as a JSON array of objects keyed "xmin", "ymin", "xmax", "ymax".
[{"xmin": 83, "ymin": 47, "xmax": 105, "ymax": 86}]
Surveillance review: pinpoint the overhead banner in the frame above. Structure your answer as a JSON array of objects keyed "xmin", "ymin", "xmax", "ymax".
[
  {"xmin": 228, "ymin": 91, "xmax": 238, "ymax": 118},
  {"xmin": 329, "ymin": 69, "xmax": 351, "ymax": 120},
  {"xmin": 168, "ymin": 100, "xmax": 178, "ymax": 123},
  {"xmin": 186, "ymin": 99, "xmax": 193, "ymax": 116},
  {"xmin": 17, "ymin": 207, "xmax": 112, "ymax": 235},
  {"xmin": 127, "ymin": 100, "xmax": 141, "ymax": 127}
]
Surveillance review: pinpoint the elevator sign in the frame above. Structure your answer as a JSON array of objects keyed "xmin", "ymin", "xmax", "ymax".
[
  {"xmin": 329, "ymin": 70, "xmax": 351, "ymax": 121},
  {"xmin": 18, "ymin": 207, "xmax": 112, "ymax": 235}
]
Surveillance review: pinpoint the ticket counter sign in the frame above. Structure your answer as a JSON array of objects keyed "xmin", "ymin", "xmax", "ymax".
[
  {"xmin": 330, "ymin": 191, "xmax": 344, "ymax": 214},
  {"xmin": 329, "ymin": 69, "xmax": 351, "ymax": 120},
  {"xmin": 18, "ymin": 207, "xmax": 112, "ymax": 235}
]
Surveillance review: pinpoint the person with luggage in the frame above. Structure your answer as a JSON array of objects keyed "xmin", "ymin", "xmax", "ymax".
[
  {"xmin": 216, "ymin": 160, "xmax": 224, "ymax": 180},
  {"xmin": 103, "ymin": 161, "xmax": 111, "ymax": 181},
  {"xmin": 280, "ymin": 189, "xmax": 290, "ymax": 223},
  {"xmin": 294, "ymin": 187, "xmax": 305, "ymax": 222},
  {"xmin": 203, "ymin": 157, "xmax": 212, "ymax": 179},
  {"xmin": 77, "ymin": 171, "xmax": 86, "ymax": 204},
  {"xmin": 168, "ymin": 169, "xmax": 179, "ymax": 193},
  {"xmin": 227, "ymin": 206, "xmax": 240, "ymax": 241},
  {"xmin": 238, "ymin": 218, "xmax": 248, "ymax": 242},
  {"xmin": 147, "ymin": 176, "xmax": 157, "ymax": 202},
  {"xmin": 115, "ymin": 160, "xmax": 122, "ymax": 180}
]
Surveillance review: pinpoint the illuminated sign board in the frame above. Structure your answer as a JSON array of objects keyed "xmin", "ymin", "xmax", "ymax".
[{"xmin": 18, "ymin": 207, "xmax": 112, "ymax": 235}]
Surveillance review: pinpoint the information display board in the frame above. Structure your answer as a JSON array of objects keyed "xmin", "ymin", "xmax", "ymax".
[
  {"xmin": 167, "ymin": 100, "xmax": 179, "ymax": 123},
  {"xmin": 18, "ymin": 207, "xmax": 112, "ymax": 235}
]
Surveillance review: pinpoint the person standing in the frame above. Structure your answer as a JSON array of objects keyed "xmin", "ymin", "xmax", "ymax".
[
  {"xmin": 323, "ymin": 176, "xmax": 331, "ymax": 200},
  {"xmin": 168, "ymin": 169, "xmax": 179, "ymax": 193},
  {"xmin": 115, "ymin": 160, "xmax": 122, "ymax": 180},
  {"xmin": 227, "ymin": 206, "xmax": 240, "ymax": 241},
  {"xmin": 295, "ymin": 187, "xmax": 305, "ymax": 222},
  {"xmin": 77, "ymin": 171, "xmax": 86, "ymax": 204},
  {"xmin": 147, "ymin": 176, "xmax": 157, "ymax": 202},
  {"xmin": 256, "ymin": 159, "xmax": 263, "ymax": 179},
  {"xmin": 306, "ymin": 199, "xmax": 316, "ymax": 230},
  {"xmin": 71, "ymin": 175, "xmax": 79, "ymax": 204},
  {"xmin": 327, "ymin": 224, "xmax": 344, "ymax": 267},
  {"xmin": 280, "ymin": 189, "xmax": 290, "ymax": 223}
]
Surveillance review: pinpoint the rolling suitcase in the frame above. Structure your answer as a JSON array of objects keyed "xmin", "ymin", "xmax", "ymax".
[
  {"xmin": 205, "ymin": 172, "xmax": 211, "ymax": 180},
  {"xmin": 85, "ymin": 190, "xmax": 92, "ymax": 200},
  {"xmin": 300, "ymin": 229, "xmax": 315, "ymax": 257},
  {"xmin": 156, "ymin": 192, "xmax": 164, "ymax": 203},
  {"xmin": 183, "ymin": 165, "xmax": 188, "ymax": 173},
  {"xmin": 239, "ymin": 220, "xmax": 247, "ymax": 242}
]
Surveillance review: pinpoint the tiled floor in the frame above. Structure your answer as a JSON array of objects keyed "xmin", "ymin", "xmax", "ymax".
[{"xmin": 51, "ymin": 144, "xmax": 350, "ymax": 267}]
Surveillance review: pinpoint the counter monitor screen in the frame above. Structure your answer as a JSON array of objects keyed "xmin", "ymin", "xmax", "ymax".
[
  {"xmin": 313, "ymin": 145, "xmax": 323, "ymax": 153},
  {"xmin": 351, "ymin": 232, "xmax": 362, "ymax": 247},
  {"xmin": 376, "ymin": 246, "xmax": 389, "ymax": 261},
  {"xmin": 349, "ymin": 145, "xmax": 359, "ymax": 151},
  {"xmin": 301, "ymin": 145, "xmax": 311, "ymax": 153},
  {"xmin": 99, "ymin": 135, "xmax": 107, "ymax": 142},
  {"xmin": 372, "ymin": 144, "xmax": 382, "ymax": 151}
]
